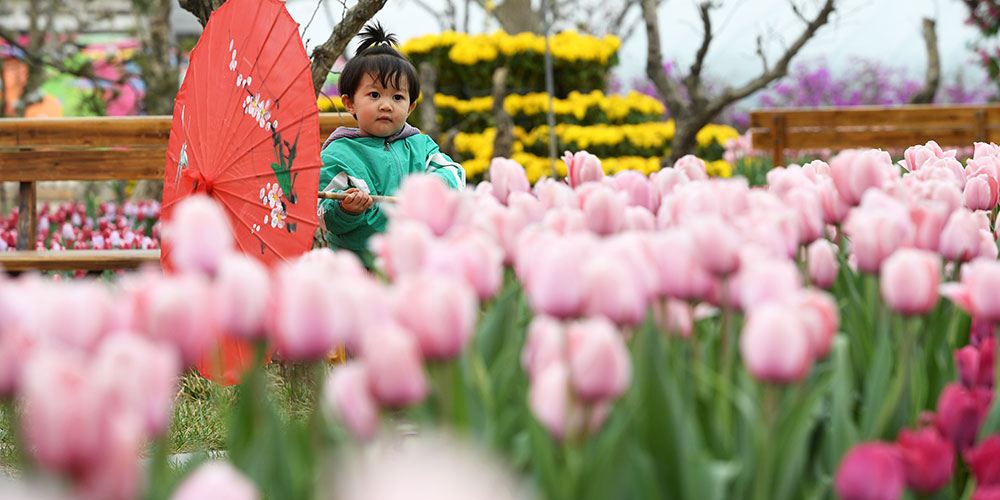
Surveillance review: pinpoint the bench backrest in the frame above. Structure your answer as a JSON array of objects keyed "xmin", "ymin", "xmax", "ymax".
[
  {"xmin": 0, "ymin": 112, "xmax": 358, "ymax": 251},
  {"xmin": 749, "ymin": 104, "xmax": 1000, "ymax": 167}
]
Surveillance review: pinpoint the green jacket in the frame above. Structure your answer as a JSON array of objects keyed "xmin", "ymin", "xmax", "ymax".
[{"xmin": 317, "ymin": 124, "xmax": 465, "ymax": 257}]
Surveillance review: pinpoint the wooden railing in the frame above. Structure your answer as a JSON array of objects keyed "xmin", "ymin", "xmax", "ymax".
[
  {"xmin": 749, "ymin": 104, "xmax": 1000, "ymax": 167},
  {"xmin": 0, "ymin": 112, "xmax": 357, "ymax": 271}
]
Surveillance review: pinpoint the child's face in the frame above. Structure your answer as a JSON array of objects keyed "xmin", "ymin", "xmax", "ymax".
[{"xmin": 342, "ymin": 73, "xmax": 416, "ymax": 138}]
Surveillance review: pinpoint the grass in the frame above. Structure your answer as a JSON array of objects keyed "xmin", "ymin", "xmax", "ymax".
[{"xmin": 0, "ymin": 362, "xmax": 327, "ymax": 469}]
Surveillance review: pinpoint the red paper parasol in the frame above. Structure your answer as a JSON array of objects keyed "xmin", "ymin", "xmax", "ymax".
[{"xmin": 162, "ymin": 0, "xmax": 321, "ymax": 384}]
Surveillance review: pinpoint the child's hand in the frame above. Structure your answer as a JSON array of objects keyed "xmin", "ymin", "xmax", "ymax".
[{"xmin": 340, "ymin": 188, "xmax": 374, "ymax": 215}]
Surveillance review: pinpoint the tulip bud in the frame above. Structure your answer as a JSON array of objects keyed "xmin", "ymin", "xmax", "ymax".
[
  {"xmin": 880, "ymin": 249, "xmax": 941, "ymax": 316},
  {"xmin": 807, "ymin": 239, "xmax": 839, "ymax": 289},
  {"xmin": 935, "ymin": 383, "xmax": 993, "ymax": 451},
  {"xmin": 739, "ymin": 304, "xmax": 813, "ymax": 383},
  {"xmin": 834, "ymin": 442, "xmax": 905, "ymax": 500},
  {"xmin": 565, "ymin": 317, "xmax": 632, "ymax": 402},
  {"xmin": 488, "ymin": 158, "xmax": 530, "ymax": 205},
  {"xmin": 965, "ymin": 435, "xmax": 1000, "ymax": 488},
  {"xmin": 897, "ymin": 427, "xmax": 954, "ymax": 493},
  {"xmin": 164, "ymin": 194, "xmax": 234, "ymax": 276},
  {"xmin": 392, "ymin": 273, "xmax": 477, "ymax": 361},
  {"xmin": 361, "ymin": 322, "xmax": 428, "ymax": 408},
  {"xmin": 171, "ymin": 461, "xmax": 259, "ymax": 500},
  {"xmin": 323, "ymin": 362, "xmax": 379, "ymax": 441},
  {"xmin": 563, "ymin": 150, "xmax": 604, "ymax": 188}
]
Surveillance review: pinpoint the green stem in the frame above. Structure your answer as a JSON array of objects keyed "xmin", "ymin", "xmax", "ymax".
[
  {"xmin": 870, "ymin": 317, "xmax": 916, "ymax": 439},
  {"xmin": 718, "ymin": 278, "xmax": 734, "ymax": 454},
  {"xmin": 753, "ymin": 385, "xmax": 779, "ymax": 500}
]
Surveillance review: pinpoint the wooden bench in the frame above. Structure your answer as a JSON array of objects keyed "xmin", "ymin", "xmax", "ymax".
[
  {"xmin": 749, "ymin": 104, "xmax": 1000, "ymax": 167},
  {"xmin": 0, "ymin": 112, "xmax": 357, "ymax": 272}
]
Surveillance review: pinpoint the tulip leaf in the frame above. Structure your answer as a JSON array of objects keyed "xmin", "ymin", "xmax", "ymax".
[
  {"xmin": 859, "ymin": 323, "xmax": 894, "ymax": 439},
  {"xmin": 773, "ymin": 363, "xmax": 836, "ymax": 500},
  {"xmin": 823, "ymin": 336, "xmax": 858, "ymax": 472}
]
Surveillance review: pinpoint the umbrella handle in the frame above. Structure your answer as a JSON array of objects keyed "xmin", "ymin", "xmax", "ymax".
[{"xmin": 318, "ymin": 191, "xmax": 397, "ymax": 203}]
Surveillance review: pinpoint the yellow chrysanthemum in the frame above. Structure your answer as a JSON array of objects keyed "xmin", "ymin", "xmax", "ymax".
[{"xmin": 706, "ymin": 159, "xmax": 733, "ymax": 178}]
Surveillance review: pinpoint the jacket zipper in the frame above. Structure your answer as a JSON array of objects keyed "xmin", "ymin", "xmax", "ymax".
[{"xmin": 386, "ymin": 138, "xmax": 402, "ymax": 181}]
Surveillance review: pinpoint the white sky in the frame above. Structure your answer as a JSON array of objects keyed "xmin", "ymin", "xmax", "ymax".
[{"xmin": 281, "ymin": 0, "xmax": 991, "ymax": 94}]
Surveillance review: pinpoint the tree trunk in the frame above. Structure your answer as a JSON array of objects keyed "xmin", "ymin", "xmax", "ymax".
[
  {"xmin": 491, "ymin": 67, "xmax": 514, "ymax": 159},
  {"xmin": 493, "ymin": 0, "xmax": 544, "ymax": 34},
  {"xmin": 669, "ymin": 119, "xmax": 703, "ymax": 166},
  {"xmin": 138, "ymin": 0, "xmax": 178, "ymax": 115},
  {"xmin": 309, "ymin": 0, "xmax": 388, "ymax": 95},
  {"xmin": 908, "ymin": 18, "xmax": 940, "ymax": 105},
  {"xmin": 419, "ymin": 62, "xmax": 440, "ymax": 141},
  {"xmin": 178, "ymin": 0, "xmax": 227, "ymax": 27}
]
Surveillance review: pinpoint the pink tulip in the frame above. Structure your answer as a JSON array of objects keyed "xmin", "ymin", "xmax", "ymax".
[
  {"xmin": 980, "ymin": 229, "xmax": 999, "ymax": 260},
  {"xmin": 611, "ymin": 170, "xmax": 660, "ymax": 212},
  {"xmin": 77, "ymin": 416, "xmax": 144, "ymax": 500},
  {"xmin": 529, "ymin": 363, "xmax": 572, "ymax": 440},
  {"xmin": 896, "ymin": 427, "xmax": 954, "ymax": 494},
  {"xmin": 580, "ymin": 257, "xmax": 649, "ymax": 326},
  {"xmin": 542, "ymin": 207, "xmax": 587, "ymax": 235},
  {"xmin": 171, "ymin": 461, "xmax": 259, "ymax": 500},
  {"xmin": 739, "ymin": 304, "xmax": 812, "ymax": 383},
  {"xmin": 965, "ymin": 435, "xmax": 1000, "ymax": 487},
  {"xmin": 324, "ymin": 362, "xmax": 379, "ymax": 441},
  {"xmin": 647, "ymin": 230, "xmax": 714, "ymax": 302},
  {"xmin": 581, "ymin": 185, "xmax": 627, "ymax": 236},
  {"xmin": 830, "ymin": 149, "xmax": 897, "ymax": 206},
  {"xmin": 942, "ymin": 259, "xmax": 1000, "ymax": 322},
  {"xmin": 214, "ymin": 254, "xmax": 271, "ymax": 340},
  {"xmin": 393, "ymin": 175, "xmax": 466, "ymax": 236},
  {"xmin": 93, "ymin": 332, "xmax": 181, "ymax": 436},
  {"xmin": 975, "ymin": 142, "xmax": 1000, "ymax": 159},
  {"xmin": 807, "ymin": 239, "xmax": 839, "ymax": 289},
  {"xmin": 425, "ymin": 232, "xmax": 503, "ymax": 301},
  {"xmin": 565, "ymin": 317, "xmax": 632, "ymax": 402},
  {"xmin": 965, "ymin": 174, "xmax": 1000, "ymax": 210},
  {"xmin": 508, "ymin": 191, "xmax": 546, "ymax": 223},
  {"xmin": 904, "ymin": 140, "xmax": 955, "ymax": 172},
  {"xmin": 940, "ymin": 209, "xmax": 984, "ymax": 262},
  {"xmin": 819, "ymin": 178, "xmax": 851, "ymax": 224},
  {"xmin": 793, "ymin": 289, "xmax": 839, "ymax": 359},
  {"xmin": 767, "ymin": 164, "xmax": 814, "ymax": 199},
  {"xmin": 834, "ymin": 442, "xmax": 905, "ymax": 500},
  {"xmin": 650, "ymin": 167, "xmax": 691, "ymax": 198},
  {"xmin": 658, "ymin": 299, "xmax": 694, "ymax": 338},
  {"xmin": 843, "ymin": 192, "xmax": 914, "ymax": 274},
  {"xmin": 880, "ymin": 249, "xmax": 941, "ymax": 316},
  {"xmin": 370, "ymin": 219, "xmax": 434, "ymax": 279},
  {"xmin": 297, "ymin": 248, "xmax": 368, "ymax": 278},
  {"xmin": 392, "ymin": 273, "xmax": 477, "ymax": 360},
  {"xmin": 37, "ymin": 281, "xmax": 116, "ymax": 352},
  {"xmin": 622, "ymin": 206, "xmax": 656, "ymax": 231},
  {"xmin": 361, "ymin": 322, "xmax": 427, "ymax": 408},
  {"xmin": 673, "ymin": 154, "xmax": 709, "ymax": 181},
  {"xmin": 909, "ymin": 202, "xmax": 952, "ymax": 252},
  {"xmin": 934, "ymin": 383, "xmax": 992, "ymax": 451},
  {"xmin": 534, "ymin": 178, "xmax": 579, "ymax": 210},
  {"xmin": 164, "ymin": 194, "xmax": 234, "ymax": 276},
  {"xmin": 563, "ymin": 150, "xmax": 604, "ymax": 188},
  {"xmin": 521, "ymin": 316, "xmax": 565, "ymax": 379},
  {"xmin": 524, "ymin": 236, "xmax": 591, "ymax": 318},
  {"xmin": 488, "ymin": 158, "xmax": 530, "ymax": 205},
  {"xmin": 145, "ymin": 275, "xmax": 220, "ymax": 365},
  {"xmin": 20, "ymin": 349, "xmax": 105, "ymax": 477},
  {"xmin": 471, "ymin": 202, "xmax": 530, "ymax": 266},
  {"xmin": 738, "ymin": 258, "xmax": 801, "ymax": 310},
  {"xmin": 688, "ymin": 214, "xmax": 741, "ymax": 275}
]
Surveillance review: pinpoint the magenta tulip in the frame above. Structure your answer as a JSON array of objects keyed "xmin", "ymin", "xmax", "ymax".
[
  {"xmin": 834, "ymin": 442, "xmax": 904, "ymax": 500},
  {"xmin": 935, "ymin": 383, "xmax": 992, "ymax": 451},
  {"xmin": 966, "ymin": 435, "xmax": 1000, "ymax": 487},
  {"xmin": 896, "ymin": 427, "xmax": 954, "ymax": 493}
]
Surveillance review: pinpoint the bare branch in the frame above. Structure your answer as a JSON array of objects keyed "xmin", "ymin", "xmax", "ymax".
[
  {"xmin": 178, "ymin": 0, "xmax": 227, "ymax": 27},
  {"xmin": 408, "ymin": 0, "xmax": 449, "ymax": 31},
  {"xmin": 684, "ymin": 1, "xmax": 715, "ymax": 106},
  {"xmin": 790, "ymin": 1, "xmax": 808, "ymax": 23},
  {"xmin": 707, "ymin": 0, "xmax": 835, "ymax": 117},
  {"xmin": 301, "ymin": 0, "xmax": 326, "ymax": 42},
  {"xmin": 0, "ymin": 28, "xmax": 120, "ymax": 86},
  {"xmin": 640, "ymin": 0, "xmax": 685, "ymax": 114},
  {"xmin": 309, "ymin": 0, "xmax": 388, "ymax": 95},
  {"xmin": 755, "ymin": 34, "xmax": 769, "ymax": 73},
  {"xmin": 908, "ymin": 17, "xmax": 940, "ymax": 105}
]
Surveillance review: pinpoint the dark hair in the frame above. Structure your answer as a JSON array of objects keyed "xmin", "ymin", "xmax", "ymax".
[{"xmin": 338, "ymin": 22, "xmax": 420, "ymax": 103}]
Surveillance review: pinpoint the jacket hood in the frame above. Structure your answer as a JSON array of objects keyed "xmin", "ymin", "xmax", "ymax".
[{"xmin": 321, "ymin": 123, "xmax": 421, "ymax": 151}]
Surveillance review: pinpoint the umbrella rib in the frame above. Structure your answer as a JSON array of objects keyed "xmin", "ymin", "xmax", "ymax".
[
  {"xmin": 213, "ymin": 162, "xmax": 321, "ymax": 185},
  {"xmin": 211, "ymin": 110, "xmax": 317, "ymax": 177},
  {"xmin": 212, "ymin": 185, "xmax": 320, "ymax": 226},
  {"xmin": 213, "ymin": 61, "xmax": 312, "ymax": 173},
  {"xmin": 212, "ymin": 190, "xmax": 290, "ymax": 260},
  {"xmin": 209, "ymin": 1, "xmax": 284, "ymax": 175}
]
